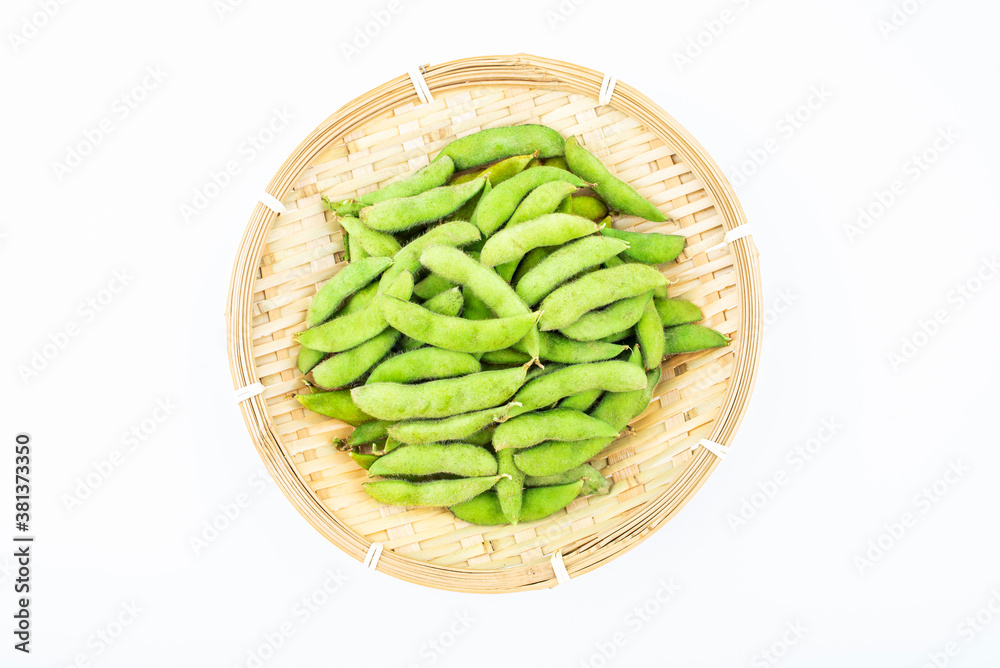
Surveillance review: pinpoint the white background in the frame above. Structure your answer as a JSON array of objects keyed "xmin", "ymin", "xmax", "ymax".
[{"xmin": 2, "ymin": 0, "xmax": 999, "ymax": 666}]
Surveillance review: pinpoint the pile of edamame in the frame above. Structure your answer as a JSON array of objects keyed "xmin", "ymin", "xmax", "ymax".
[{"xmin": 296, "ymin": 124, "xmax": 730, "ymax": 526}]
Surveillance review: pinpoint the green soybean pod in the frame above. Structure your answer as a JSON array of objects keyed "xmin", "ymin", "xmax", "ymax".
[
  {"xmin": 295, "ymin": 390, "xmax": 372, "ymax": 425},
  {"xmin": 510, "ymin": 360, "xmax": 647, "ymax": 414},
  {"xmin": 538, "ymin": 332, "xmax": 627, "ymax": 363},
  {"xmin": 480, "ymin": 213, "xmax": 599, "ymax": 267},
  {"xmin": 369, "ymin": 443, "xmax": 498, "ymax": 478},
  {"xmin": 364, "ymin": 475, "xmax": 504, "ymax": 508},
  {"xmin": 495, "ymin": 449, "xmax": 523, "ymax": 523},
  {"xmin": 311, "ymin": 328, "xmax": 400, "ymax": 389},
  {"xmin": 506, "ymin": 180, "xmax": 580, "ymax": 227},
  {"xmin": 367, "ymin": 347, "xmax": 481, "ymax": 384},
  {"xmin": 322, "ymin": 196, "xmax": 362, "ymax": 218},
  {"xmin": 538, "ymin": 264, "xmax": 666, "ymax": 331},
  {"xmin": 511, "ymin": 246, "xmax": 554, "ymax": 286},
  {"xmin": 564, "ymin": 136, "xmax": 667, "ymax": 222},
  {"xmin": 600, "ymin": 227, "xmax": 685, "ymax": 264},
  {"xmin": 350, "ymin": 452, "xmax": 380, "ymax": 470},
  {"xmin": 560, "ymin": 292, "xmax": 652, "ymax": 342},
  {"xmin": 598, "ymin": 328, "xmax": 635, "ymax": 344},
  {"xmin": 298, "ymin": 271, "xmax": 413, "ymax": 353},
  {"xmin": 604, "ymin": 249, "xmax": 669, "ymax": 300},
  {"xmin": 297, "ymin": 346, "xmax": 326, "ymax": 374},
  {"xmin": 360, "ymin": 177, "xmax": 486, "ymax": 232},
  {"xmin": 351, "ymin": 365, "xmax": 529, "ymax": 421},
  {"xmin": 569, "ymin": 196, "xmax": 609, "ymax": 221},
  {"xmin": 452, "ymin": 177, "xmax": 491, "ymax": 223},
  {"xmin": 663, "ymin": 324, "xmax": 730, "ymax": 355},
  {"xmin": 381, "ymin": 296, "xmax": 539, "ymax": 354},
  {"xmin": 360, "ymin": 156, "xmax": 456, "ymax": 205},
  {"xmin": 472, "ymin": 168, "xmax": 588, "ymax": 237},
  {"xmin": 449, "ymin": 481, "xmax": 582, "ymax": 525},
  {"xmin": 400, "ymin": 287, "xmax": 465, "ymax": 351},
  {"xmin": 338, "ymin": 216, "xmax": 402, "ymax": 258},
  {"xmin": 462, "ymin": 287, "xmax": 493, "ymax": 321},
  {"xmin": 436, "ymin": 125, "xmax": 565, "ymax": 170},
  {"xmin": 452, "ymin": 153, "xmax": 534, "ymax": 189},
  {"xmin": 480, "ymin": 348, "xmax": 533, "ymax": 365},
  {"xmin": 347, "ymin": 420, "xmax": 392, "ymax": 448},
  {"xmin": 413, "ymin": 273, "xmax": 455, "ymax": 299},
  {"xmin": 543, "ymin": 156, "xmax": 569, "ymax": 170},
  {"xmin": 306, "ymin": 256, "xmax": 393, "ymax": 327},
  {"xmin": 525, "ymin": 464, "xmax": 610, "ymax": 496},
  {"xmin": 636, "ymin": 298, "xmax": 665, "ymax": 370},
  {"xmin": 381, "ymin": 435, "xmax": 403, "ymax": 454},
  {"xmin": 559, "ymin": 389, "xmax": 603, "ymax": 412},
  {"xmin": 494, "ymin": 409, "xmax": 619, "ymax": 450},
  {"xmin": 388, "ymin": 404, "xmax": 512, "ymax": 444},
  {"xmin": 656, "ymin": 298, "xmax": 704, "ymax": 327},
  {"xmin": 515, "ymin": 236, "xmax": 629, "ymax": 306},
  {"xmin": 419, "ymin": 245, "xmax": 538, "ymax": 357},
  {"xmin": 345, "ymin": 229, "xmax": 368, "ymax": 262},
  {"xmin": 465, "ymin": 426, "xmax": 495, "ymax": 447},
  {"xmin": 378, "ymin": 221, "xmax": 481, "ymax": 291}
]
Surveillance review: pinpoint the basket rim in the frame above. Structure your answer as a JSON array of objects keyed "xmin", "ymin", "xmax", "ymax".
[{"xmin": 225, "ymin": 53, "xmax": 761, "ymax": 593}]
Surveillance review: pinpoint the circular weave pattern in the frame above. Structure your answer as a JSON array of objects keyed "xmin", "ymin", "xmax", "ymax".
[{"xmin": 226, "ymin": 54, "xmax": 761, "ymax": 593}]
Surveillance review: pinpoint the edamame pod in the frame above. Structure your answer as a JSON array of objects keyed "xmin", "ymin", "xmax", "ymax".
[
  {"xmin": 452, "ymin": 178, "xmax": 490, "ymax": 223},
  {"xmin": 543, "ymin": 156, "xmax": 569, "ymax": 170},
  {"xmin": 538, "ymin": 332, "xmax": 627, "ymax": 363},
  {"xmin": 600, "ymin": 227, "xmax": 684, "ymax": 264},
  {"xmin": 525, "ymin": 464, "xmax": 610, "ymax": 496},
  {"xmin": 388, "ymin": 404, "xmax": 513, "ymax": 444},
  {"xmin": 364, "ymin": 475, "xmax": 504, "ymax": 507},
  {"xmin": 413, "ymin": 273, "xmax": 456, "ymax": 300},
  {"xmin": 338, "ymin": 216, "xmax": 402, "ymax": 258},
  {"xmin": 381, "ymin": 296, "xmax": 539, "ymax": 354},
  {"xmin": 567, "ymin": 195, "xmax": 609, "ymax": 221},
  {"xmin": 351, "ymin": 366, "xmax": 529, "ymax": 420},
  {"xmin": 419, "ymin": 245, "xmax": 539, "ymax": 357},
  {"xmin": 515, "ymin": 236, "xmax": 629, "ymax": 305},
  {"xmin": 345, "ymin": 229, "xmax": 367, "ymax": 261},
  {"xmin": 311, "ymin": 328, "xmax": 400, "ymax": 389},
  {"xmin": 495, "ymin": 449, "xmax": 523, "ymax": 523},
  {"xmin": 350, "ymin": 452, "xmax": 380, "ymax": 470},
  {"xmin": 297, "ymin": 346, "xmax": 326, "ymax": 374},
  {"xmin": 400, "ymin": 287, "xmax": 465, "ymax": 351},
  {"xmin": 360, "ymin": 177, "xmax": 486, "ymax": 232},
  {"xmin": 449, "ymin": 481, "xmax": 582, "ymax": 525},
  {"xmin": 306, "ymin": 256, "xmax": 392, "ymax": 327},
  {"xmin": 436, "ymin": 125, "xmax": 565, "ymax": 170},
  {"xmin": 367, "ymin": 348, "xmax": 481, "ymax": 384},
  {"xmin": 298, "ymin": 271, "xmax": 413, "ymax": 353},
  {"xmin": 663, "ymin": 324, "xmax": 730, "ymax": 355},
  {"xmin": 559, "ymin": 389, "xmax": 603, "ymax": 412},
  {"xmin": 480, "ymin": 213, "xmax": 598, "ymax": 267},
  {"xmin": 480, "ymin": 348, "xmax": 533, "ymax": 365},
  {"xmin": 295, "ymin": 390, "xmax": 372, "ymax": 425},
  {"xmin": 656, "ymin": 298, "xmax": 704, "ymax": 327},
  {"xmin": 347, "ymin": 420, "xmax": 392, "ymax": 448},
  {"xmin": 564, "ymin": 136, "xmax": 667, "ymax": 222},
  {"xmin": 472, "ymin": 168, "xmax": 588, "ymax": 237},
  {"xmin": 507, "ymin": 180, "xmax": 580, "ymax": 227},
  {"xmin": 510, "ymin": 360, "xmax": 647, "ymax": 414},
  {"xmin": 369, "ymin": 444, "xmax": 498, "ymax": 478},
  {"xmin": 360, "ymin": 156, "xmax": 455, "ymax": 205},
  {"xmin": 636, "ymin": 298, "xmax": 665, "ymax": 370},
  {"xmin": 538, "ymin": 264, "xmax": 666, "ymax": 331},
  {"xmin": 452, "ymin": 153, "xmax": 535, "ymax": 187},
  {"xmin": 511, "ymin": 246, "xmax": 554, "ymax": 286},
  {"xmin": 494, "ymin": 409, "xmax": 619, "ymax": 450},
  {"xmin": 559, "ymin": 292, "xmax": 652, "ymax": 342},
  {"xmin": 322, "ymin": 196, "xmax": 362, "ymax": 218},
  {"xmin": 378, "ymin": 221, "xmax": 480, "ymax": 291}
]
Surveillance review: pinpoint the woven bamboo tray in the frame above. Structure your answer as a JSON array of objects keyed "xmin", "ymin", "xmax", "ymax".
[{"xmin": 225, "ymin": 54, "xmax": 761, "ymax": 593}]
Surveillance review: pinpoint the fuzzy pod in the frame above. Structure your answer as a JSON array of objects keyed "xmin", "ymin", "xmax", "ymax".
[
  {"xmin": 360, "ymin": 177, "xmax": 486, "ymax": 232},
  {"xmin": 448, "ymin": 481, "xmax": 582, "ymax": 525},
  {"xmin": 493, "ymin": 409, "xmax": 619, "ymax": 450},
  {"xmin": 564, "ymin": 136, "xmax": 667, "ymax": 222}
]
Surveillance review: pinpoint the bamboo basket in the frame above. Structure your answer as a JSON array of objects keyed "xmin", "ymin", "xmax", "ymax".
[{"xmin": 225, "ymin": 54, "xmax": 761, "ymax": 593}]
